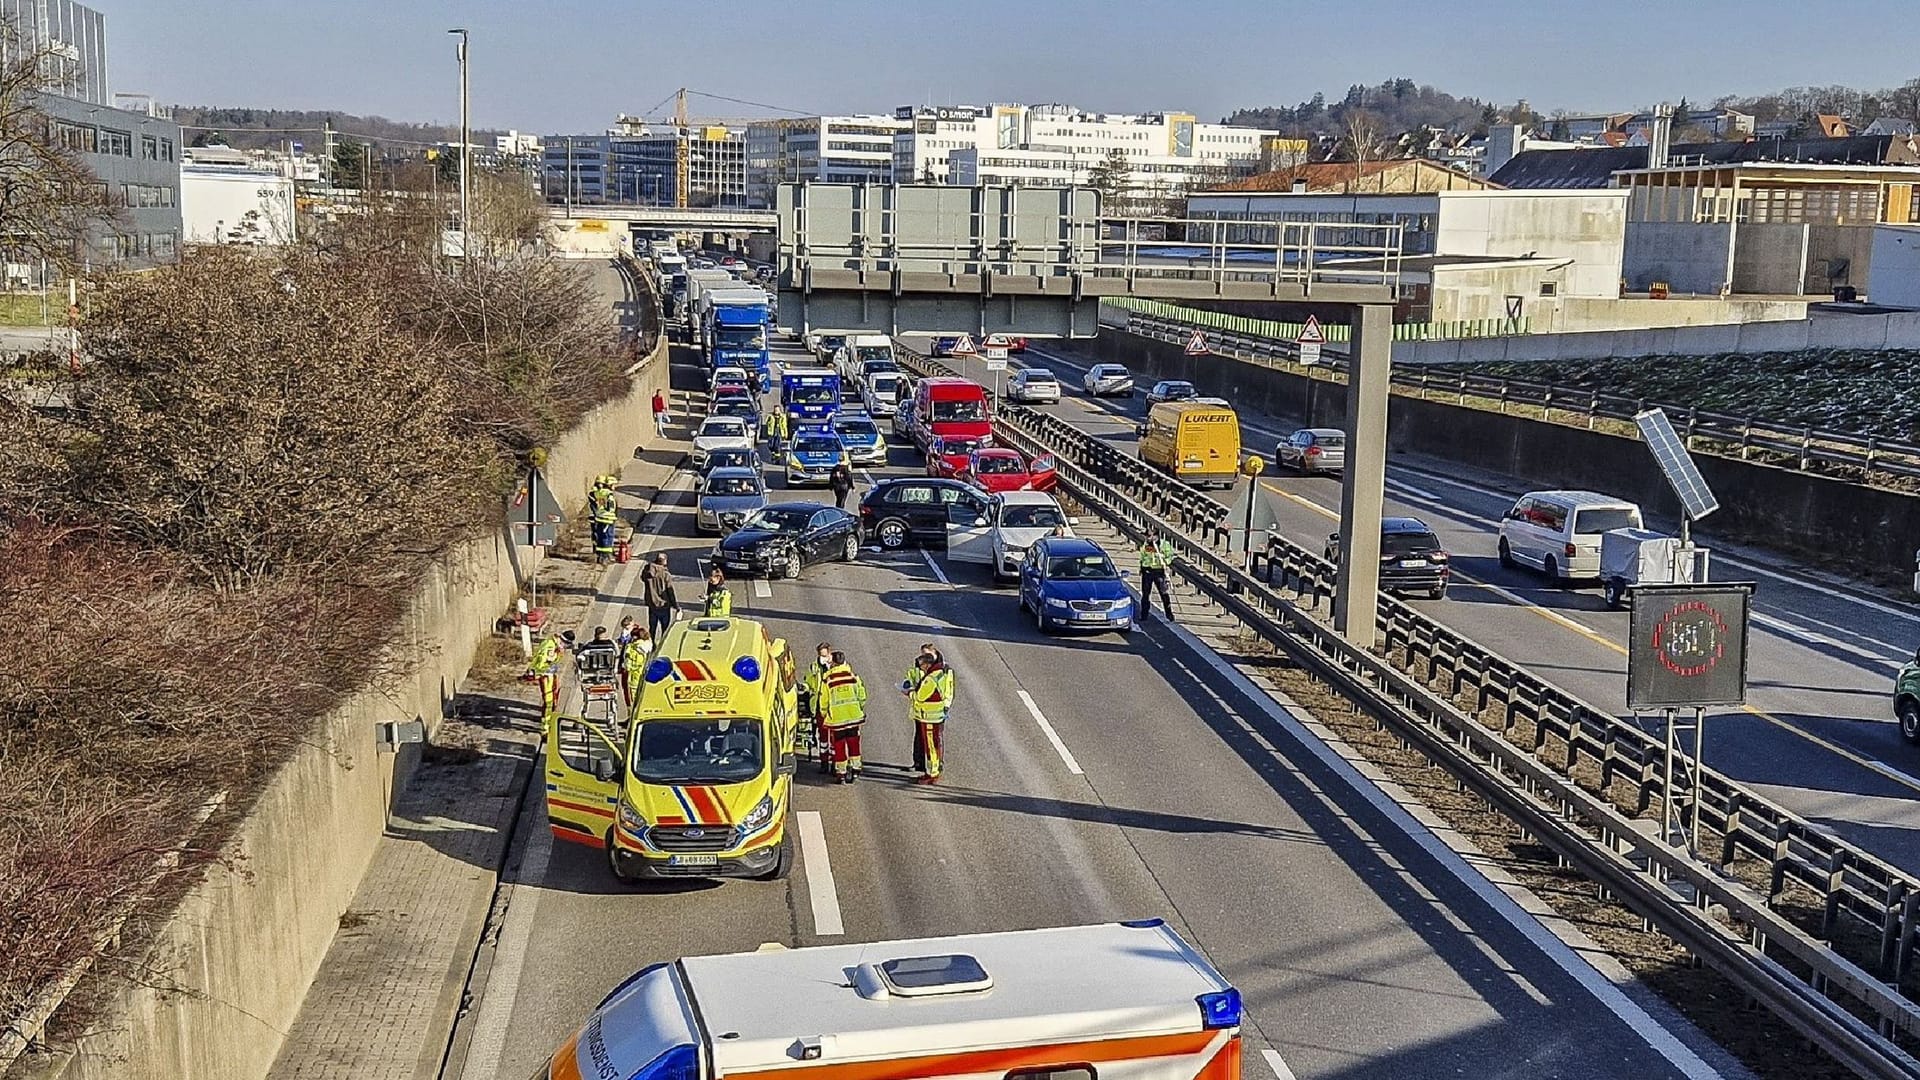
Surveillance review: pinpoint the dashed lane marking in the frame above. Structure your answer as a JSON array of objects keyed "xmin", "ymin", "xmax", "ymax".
[
  {"xmin": 920, "ymin": 548, "xmax": 952, "ymax": 588},
  {"xmin": 796, "ymin": 810, "xmax": 844, "ymax": 937},
  {"xmin": 752, "ymin": 578, "xmax": 772, "ymax": 599},
  {"xmin": 1017, "ymin": 690, "xmax": 1084, "ymax": 775}
]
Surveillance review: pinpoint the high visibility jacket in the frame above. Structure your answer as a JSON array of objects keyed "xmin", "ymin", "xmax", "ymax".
[
  {"xmin": 769, "ymin": 412, "xmax": 789, "ymax": 438},
  {"xmin": 821, "ymin": 665, "xmax": 867, "ymax": 728},
  {"xmin": 705, "ymin": 585, "xmax": 733, "ymax": 617},
  {"xmin": 589, "ymin": 487, "xmax": 619, "ymax": 525},
  {"xmin": 910, "ymin": 665, "xmax": 955, "ymax": 723},
  {"xmin": 1139, "ymin": 539, "xmax": 1175, "ymax": 572},
  {"xmin": 529, "ymin": 636, "xmax": 562, "ymax": 675},
  {"xmin": 802, "ymin": 661, "xmax": 831, "ymax": 709},
  {"xmin": 621, "ymin": 638, "xmax": 651, "ymax": 675}
]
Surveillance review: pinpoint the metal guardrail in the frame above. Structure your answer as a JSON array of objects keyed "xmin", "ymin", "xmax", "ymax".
[
  {"xmin": 894, "ymin": 342, "xmax": 1920, "ymax": 1076},
  {"xmin": 1123, "ymin": 309, "xmax": 1920, "ymax": 486}
]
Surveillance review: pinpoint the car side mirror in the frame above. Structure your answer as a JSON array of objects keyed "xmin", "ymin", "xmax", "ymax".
[
  {"xmin": 778, "ymin": 752, "xmax": 798, "ymax": 777},
  {"xmin": 973, "ymin": 516, "xmax": 989, "ymax": 527},
  {"xmin": 1068, "ymin": 517, "xmax": 1081, "ymax": 526},
  {"xmin": 592, "ymin": 757, "xmax": 621, "ymax": 783}
]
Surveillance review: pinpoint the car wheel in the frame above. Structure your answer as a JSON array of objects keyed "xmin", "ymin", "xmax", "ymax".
[
  {"xmin": 1543, "ymin": 555, "xmax": 1564, "ymax": 586},
  {"xmin": 1429, "ymin": 583, "xmax": 1448, "ymax": 600},
  {"xmin": 1017, "ymin": 588, "xmax": 1030, "ymax": 613},
  {"xmin": 1901, "ymin": 699, "xmax": 1920, "ymax": 745},
  {"xmin": 757, "ymin": 832, "xmax": 795, "ymax": 880},
  {"xmin": 1035, "ymin": 603, "xmax": 1049, "ymax": 634},
  {"xmin": 877, "ymin": 518, "xmax": 909, "ymax": 550},
  {"xmin": 1602, "ymin": 578, "xmax": 1624, "ymax": 609},
  {"xmin": 606, "ymin": 832, "xmax": 640, "ymax": 885},
  {"xmin": 784, "ymin": 554, "xmax": 802, "ymax": 580},
  {"xmin": 842, "ymin": 534, "xmax": 859, "ymax": 562},
  {"xmin": 1497, "ymin": 538, "xmax": 1516, "ymax": 569}
]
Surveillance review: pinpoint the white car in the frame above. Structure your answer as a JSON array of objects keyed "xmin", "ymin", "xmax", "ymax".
[
  {"xmin": 709, "ymin": 365, "xmax": 751, "ymax": 391},
  {"xmin": 945, "ymin": 490, "xmax": 1077, "ymax": 582},
  {"xmin": 1083, "ymin": 363, "xmax": 1134, "ymax": 397},
  {"xmin": 691, "ymin": 415, "xmax": 755, "ymax": 470},
  {"xmin": 1007, "ymin": 368, "xmax": 1061, "ymax": 404},
  {"xmin": 862, "ymin": 370, "xmax": 903, "ymax": 417}
]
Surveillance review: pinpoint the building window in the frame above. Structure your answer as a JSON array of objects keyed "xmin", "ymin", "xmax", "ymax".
[
  {"xmin": 1539, "ymin": 281, "xmax": 1558, "ymax": 297},
  {"xmin": 99, "ymin": 128, "xmax": 133, "ymax": 156},
  {"xmin": 54, "ymin": 120, "xmax": 95, "ymax": 153},
  {"xmin": 141, "ymin": 134, "xmax": 159, "ymax": 160},
  {"xmin": 160, "ymin": 138, "xmax": 174, "ymax": 162}
]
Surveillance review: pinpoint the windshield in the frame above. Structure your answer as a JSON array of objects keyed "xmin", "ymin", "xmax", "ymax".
[
  {"xmin": 938, "ymin": 438, "xmax": 984, "ymax": 456},
  {"xmin": 717, "ymin": 327, "xmax": 765, "ymax": 349},
  {"xmin": 869, "ymin": 376, "xmax": 900, "ymax": 398},
  {"xmin": 1047, "ymin": 555, "xmax": 1119, "ymax": 580},
  {"xmin": 741, "ymin": 506, "xmax": 813, "ymax": 533},
  {"xmin": 854, "ymin": 345, "xmax": 892, "ymax": 365},
  {"xmin": 836, "ymin": 420, "xmax": 878, "ymax": 439},
  {"xmin": 1163, "ymin": 382, "xmax": 1195, "ymax": 396},
  {"xmin": 1001, "ymin": 505, "xmax": 1065, "ymax": 529},
  {"xmin": 705, "ymin": 476, "xmax": 761, "ymax": 496},
  {"xmin": 700, "ymin": 420, "xmax": 747, "ymax": 439},
  {"xmin": 975, "ymin": 455, "xmax": 1024, "ymax": 475},
  {"xmin": 793, "ymin": 436, "xmax": 840, "ymax": 454},
  {"xmin": 931, "ymin": 398, "xmax": 986, "ymax": 422},
  {"xmin": 634, "ymin": 718, "xmax": 764, "ymax": 785},
  {"xmin": 820, "ymin": 336, "xmax": 846, "ymax": 351},
  {"xmin": 1575, "ymin": 507, "xmax": 1641, "ymax": 534},
  {"xmin": 788, "ymin": 384, "xmax": 836, "ymax": 404},
  {"xmin": 1315, "ymin": 434, "xmax": 1347, "ymax": 449},
  {"xmin": 1021, "ymin": 370, "xmax": 1055, "ymax": 383}
]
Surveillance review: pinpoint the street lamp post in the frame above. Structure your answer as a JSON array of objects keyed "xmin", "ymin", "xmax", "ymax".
[{"xmin": 448, "ymin": 28, "xmax": 470, "ymax": 256}]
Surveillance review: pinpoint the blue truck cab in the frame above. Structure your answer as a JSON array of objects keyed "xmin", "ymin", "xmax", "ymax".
[
  {"xmin": 781, "ymin": 367, "xmax": 841, "ymax": 427},
  {"xmin": 706, "ymin": 295, "xmax": 772, "ymax": 378}
]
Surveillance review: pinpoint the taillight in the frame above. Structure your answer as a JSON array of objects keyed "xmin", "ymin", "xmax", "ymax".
[
  {"xmin": 1306, "ymin": 446, "xmax": 1322, "ymax": 457},
  {"xmin": 1431, "ymin": 552, "xmax": 1448, "ymax": 562}
]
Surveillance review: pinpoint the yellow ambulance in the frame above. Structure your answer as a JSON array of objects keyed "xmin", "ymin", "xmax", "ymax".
[
  {"xmin": 544, "ymin": 616, "xmax": 799, "ymax": 881},
  {"xmin": 1139, "ymin": 400, "xmax": 1241, "ymax": 489}
]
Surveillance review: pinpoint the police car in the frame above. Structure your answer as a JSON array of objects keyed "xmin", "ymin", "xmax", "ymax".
[
  {"xmin": 832, "ymin": 411, "xmax": 889, "ymax": 468},
  {"xmin": 785, "ymin": 426, "xmax": 850, "ymax": 487}
]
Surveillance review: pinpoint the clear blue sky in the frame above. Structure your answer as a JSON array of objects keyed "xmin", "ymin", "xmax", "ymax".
[{"xmin": 110, "ymin": 0, "xmax": 1918, "ymax": 132}]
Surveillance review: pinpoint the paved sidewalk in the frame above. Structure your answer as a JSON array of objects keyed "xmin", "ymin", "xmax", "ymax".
[{"xmin": 264, "ymin": 430, "xmax": 688, "ymax": 1080}]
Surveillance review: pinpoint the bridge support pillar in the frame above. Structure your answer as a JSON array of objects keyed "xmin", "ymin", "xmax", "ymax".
[{"xmin": 1334, "ymin": 303, "xmax": 1393, "ymax": 648}]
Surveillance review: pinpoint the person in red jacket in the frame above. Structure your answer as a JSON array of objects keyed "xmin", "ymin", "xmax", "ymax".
[{"xmin": 651, "ymin": 389, "xmax": 669, "ymax": 438}]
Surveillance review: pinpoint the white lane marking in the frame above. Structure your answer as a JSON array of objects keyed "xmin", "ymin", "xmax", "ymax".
[
  {"xmin": 1453, "ymin": 574, "xmax": 1613, "ymax": 646},
  {"xmin": 752, "ymin": 577, "xmax": 772, "ymax": 599},
  {"xmin": 1752, "ymin": 610, "xmax": 1900, "ymax": 672},
  {"xmin": 1158, "ymin": 621, "xmax": 1725, "ymax": 1079},
  {"xmin": 1017, "ymin": 690, "xmax": 1084, "ymax": 775},
  {"xmin": 1384, "ymin": 476, "xmax": 1443, "ymax": 502},
  {"xmin": 455, "ymin": 797, "xmax": 552, "ymax": 1080},
  {"xmin": 796, "ymin": 811, "xmax": 844, "ymax": 937},
  {"xmin": 1260, "ymin": 1049, "xmax": 1299, "ymax": 1080},
  {"xmin": 920, "ymin": 548, "xmax": 952, "ymax": 588}
]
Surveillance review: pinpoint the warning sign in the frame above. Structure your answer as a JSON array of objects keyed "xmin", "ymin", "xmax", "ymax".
[
  {"xmin": 1185, "ymin": 330, "xmax": 1208, "ymax": 356},
  {"xmin": 1297, "ymin": 316, "xmax": 1324, "ymax": 365},
  {"xmin": 951, "ymin": 333, "xmax": 977, "ymax": 355}
]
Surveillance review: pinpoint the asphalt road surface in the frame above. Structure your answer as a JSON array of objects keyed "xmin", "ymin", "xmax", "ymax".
[
  {"xmin": 452, "ymin": 334, "xmax": 1728, "ymax": 1080},
  {"xmin": 930, "ymin": 337, "xmax": 1920, "ymax": 876}
]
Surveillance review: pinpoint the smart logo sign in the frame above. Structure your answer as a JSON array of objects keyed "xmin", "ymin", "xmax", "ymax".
[{"xmin": 1626, "ymin": 584, "xmax": 1752, "ymax": 709}]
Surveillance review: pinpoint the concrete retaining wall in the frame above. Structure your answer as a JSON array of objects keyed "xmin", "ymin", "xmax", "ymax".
[
  {"xmin": 20, "ymin": 326, "xmax": 670, "ymax": 1080},
  {"xmin": 1091, "ymin": 328, "xmax": 1920, "ymax": 577},
  {"xmin": 1378, "ymin": 307, "xmax": 1920, "ymax": 365}
]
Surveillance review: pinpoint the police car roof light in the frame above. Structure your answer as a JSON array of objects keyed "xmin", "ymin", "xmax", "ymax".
[{"xmin": 1196, "ymin": 988, "xmax": 1242, "ymax": 1029}]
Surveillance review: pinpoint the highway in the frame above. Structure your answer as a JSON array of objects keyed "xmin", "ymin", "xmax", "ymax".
[
  {"xmin": 451, "ymin": 334, "xmax": 1733, "ymax": 1080},
  {"xmin": 925, "ymin": 337, "xmax": 1920, "ymax": 876}
]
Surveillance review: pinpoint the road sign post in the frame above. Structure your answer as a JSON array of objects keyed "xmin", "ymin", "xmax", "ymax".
[
  {"xmin": 1296, "ymin": 314, "xmax": 1325, "ymax": 366},
  {"xmin": 1239, "ymin": 456, "xmax": 1265, "ymax": 572},
  {"xmin": 1627, "ymin": 582, "xmax": 1752, "ymax": 852},
  {"xmin": 985, "ymin": 345, "xmax": 1009, "ymax": 398},
  {"xmin": 1185, "ymin": 330, "xmax": 1208, "ymax": 356}
]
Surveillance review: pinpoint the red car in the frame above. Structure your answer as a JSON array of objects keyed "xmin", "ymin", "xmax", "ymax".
[
  {"xmin": 960, "ymin": 447, "xmax": 1058, "ymax": 493},
  {"xmin": 926, "ymin": 435, "xmax": 990, "ymax": 479}
]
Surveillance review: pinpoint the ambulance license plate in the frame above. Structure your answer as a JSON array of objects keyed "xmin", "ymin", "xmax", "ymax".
[{"xmin": 669, "ymin": 854, "xmax": 719, "ymax": 868}]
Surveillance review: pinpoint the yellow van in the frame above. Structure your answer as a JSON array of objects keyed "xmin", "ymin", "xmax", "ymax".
[
  {"xmin": 544, "ymin": 616, "xmax": 798, "ymax": 882},
  {"xmin": 1139, "ymin": 400, "xmax": 1241, "ymax": 488}
]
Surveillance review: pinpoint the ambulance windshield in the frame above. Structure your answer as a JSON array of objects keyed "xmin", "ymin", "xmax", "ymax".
[{"xmin": 635, "ymin": 718, "xmax": 764, "ymax": 784}]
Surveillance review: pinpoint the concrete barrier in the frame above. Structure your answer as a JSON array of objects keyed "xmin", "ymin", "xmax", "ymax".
[
  {"xmin": 19, "ymin": 334, "xmax": 671, "ymax": 1080},
  {"xmin": 1094, "ymin": 328, "xmax": 1920, "ymax": 578}
]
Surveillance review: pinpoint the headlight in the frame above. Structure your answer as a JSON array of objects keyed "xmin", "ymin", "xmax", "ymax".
[
  {"xmin": 617, "ymin": 797, "xmax": 646, "ymax": 835},
  {"xmin": 1113, "ymin": 597, "xmax": 1133, "ymax": 612},
  {"xmin": 739, "ymin": 793, "xmax": 775, "ymax": 831},
  {"xmin": 1045, "ymin": 597, "xmax": 1070, "ymax": 609},
  {"xmin": 787, "ymin": 455, "xmax": 804, "ymax": 468}
]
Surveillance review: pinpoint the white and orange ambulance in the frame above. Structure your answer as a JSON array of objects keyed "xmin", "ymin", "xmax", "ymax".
[{"xmin": 535, "ymin": 920, "xmax": 1248, "ymax": 1080}]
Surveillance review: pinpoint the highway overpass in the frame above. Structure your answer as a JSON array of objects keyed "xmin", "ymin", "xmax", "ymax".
[{"xmin": 544, "ymin": 204, "xmax": 777, "ymax": 231}]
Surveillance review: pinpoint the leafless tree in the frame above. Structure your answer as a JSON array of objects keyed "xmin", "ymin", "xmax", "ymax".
[{"xmin": 0, "ymin": 19, "xmax": 118, "ymax": 270}]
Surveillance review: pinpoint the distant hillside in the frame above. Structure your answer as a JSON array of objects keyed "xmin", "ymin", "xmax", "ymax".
[
  {"xmin": 1225, "ymin": 78, "xmax": 1503, "ymax": 140},
  {"xmin": 166, "ymin": 106, "xmax": 501, "ymax": 151}
]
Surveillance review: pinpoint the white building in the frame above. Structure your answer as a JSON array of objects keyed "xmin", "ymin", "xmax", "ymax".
[
  {"xmin": 893, "ymin": 103, "xmax": 1273, "ymax": 201},
  {"xmin": 746, "ymin": 115, "xmax": 908, "ymax": 207},
  {"xmin": 496, "ymin": 130, "xmax": 542, "ymax": 157},
  {"xmin": 179, "ymin": 147, "xmax": 296, "ymax": 245}
]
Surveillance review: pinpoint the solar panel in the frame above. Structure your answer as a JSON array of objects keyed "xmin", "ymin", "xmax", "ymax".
[{"xmin": 1635, "ymin": 408, "xmax": 1720, "ymax": 522}]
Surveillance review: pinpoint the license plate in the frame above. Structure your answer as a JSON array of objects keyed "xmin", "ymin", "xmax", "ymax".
[
  {"xmin": 1074, "ymin": 612, "xmax": 1109, "ymax": 622},
  {"xmin": 1400, "ymin": 559, "xmax": 1428, "ymax": 568},
  {"xmin": 668, "ymin": 854, "xmax": 719, "ymax": 867}
]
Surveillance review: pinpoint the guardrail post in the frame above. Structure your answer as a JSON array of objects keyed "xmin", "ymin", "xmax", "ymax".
[
  {"xmin": 1587, "ymin": 392, "xmax": 1599, "ymax": 430},
  {"xmin": 1683, "ymin": 411, "xmax": 1697, "ymax": 451},
  {"xmin": 1739, "ymin": 422, "xmax": 1752, "ymax": 460},
  {"xmin": 1800, "ymin": 426, "xmax": 1813, "ymax": 471}
]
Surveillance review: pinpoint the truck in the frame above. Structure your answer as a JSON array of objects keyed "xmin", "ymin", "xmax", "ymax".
[
  {"xmin": 535, "ymin": 921, "xmax": 1248, "ymax": 1080},
  {"xmin": 702, "ymin": 288, "xmax": 773, "ymax": 378},
  {"xmin": 781, "ymin": 367, "xmax": 841, "ymax": 426},
  {"xmin": 654, "ymin": 254, "xmax": 689, "ymax": 324},
  {"xmin": 684, "ymin": 268, "xmax": 740, "ymax": 342}
]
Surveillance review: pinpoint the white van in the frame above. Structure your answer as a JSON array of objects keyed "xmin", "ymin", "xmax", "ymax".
[{"xmin": 1497, "ymin": 490, "xmax": 1643, "ymax": 583}]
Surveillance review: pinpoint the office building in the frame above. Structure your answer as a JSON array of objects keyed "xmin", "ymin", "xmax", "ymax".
[
  {"xmin": 542, "ymin": 122, "xmax": 746, "ymax": 207},
  {"xmin": 2, "ymin": 0, "xmax": 107, "ymax": 105},
  {"xmin": 746, "ymin": 115, "xmax": 907, "ymax": 207},
  {"xmin": 41, "ymin": 92, "xmax": 181, "ymax": 267}
]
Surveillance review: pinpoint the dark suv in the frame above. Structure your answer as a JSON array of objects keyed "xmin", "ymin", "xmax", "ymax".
[
  {"xmin": 1318, "ymin": 516, "xmax": 1451, "ymax": 599},
  {"xmin": 858, "ymin": 477, "xmax": 987, "ymax": 550}
]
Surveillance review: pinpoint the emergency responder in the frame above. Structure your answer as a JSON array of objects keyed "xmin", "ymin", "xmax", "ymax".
[
  {"xmin": 801, "ymin": 642, "xmax": 834, "ymax": 773},
  {"xmin": 620, "ymin": 623, "xmax": 653, "ymax": 711},
  {"xmin": 588, "ymin": 476, "xmax": 620, "ymax": 565},
  {"xmin": 820, "ymin": 651, "xmax": 868, "ymax": 784},
  {"xmin": 901, "ymin": 642, "xmax": 940, "ymax": 694},
  {"xmin": 905, "ymin": 652, "xmax": 955, "ymax": 783},
  {"xmin": 1137, "ymin": 528, "xmax": 1177, "ymax": 623},
  {"xmin": 528, "ymin": 627, "xmax": 562, "ymax": 721},
  {"xmin": 704, "ymin": 568, "xmax": 734, "ymax": 617},
  {"xmin": 762, "ymin": 408, "xmax": 789, "ymax": 455}
]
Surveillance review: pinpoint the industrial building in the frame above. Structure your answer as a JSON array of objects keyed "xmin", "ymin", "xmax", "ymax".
[
  {"xmin": 745, "ymin": 115, "xmax": 907, "ymax": 207},
  {"xmin": 1209, "ymin": 159, "xmax": 1495, "ymax": 195},
  {"xmin": 2, "ymin": 0, "xmax": 108, "ymax": 106},
  {"xmin": 895, "ymin": 103, "xmax": 1272, "ymax": 202},
  {"xmin": 1187, "ymin": 189, "xmax": 1629, "ymax": 326},
  {"xmin": 541, "ymin": 120, "xmax": 747, "ymax": 208},
  {"xmin": 179, "ymin": 146, "xmax": 296, "ymax": 245}
]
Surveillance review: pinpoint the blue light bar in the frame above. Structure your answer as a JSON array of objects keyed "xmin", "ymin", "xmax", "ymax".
[
  {"xmin": 644, "ymin": 657, "xmax": 674, "ymax": 683},
  {"xmin": 732, "ymin": 656, "xmax": 762, "ymax": 682},
  {"xmin": 1196, "ymin": 988, "xmax": 1242, "ymax": 1030}
]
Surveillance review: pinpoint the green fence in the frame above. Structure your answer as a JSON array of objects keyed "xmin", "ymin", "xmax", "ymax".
[{"xmin": 1099, "ymin": 297, "xmax": 1528, "ymax": 344}]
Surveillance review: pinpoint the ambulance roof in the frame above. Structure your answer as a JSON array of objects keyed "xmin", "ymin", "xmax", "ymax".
[
  {"xmin": 639, "ymin": 617, "xmax": 779, "ymax": 716},
  {"xmin": 675, "ymin": 921, "xmax": 1232, "ymax": 1074}
]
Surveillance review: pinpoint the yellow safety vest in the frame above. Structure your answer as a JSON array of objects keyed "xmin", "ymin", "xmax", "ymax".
[
  {"xmin": 705, "ymin": 586, "xmax": 733, "ymax": 617},
  {"xmin": 529, "ymin": 636, "xmax": 561, "ymax": 674},
  {"xmin": 821, "ymin": 665, "xmax": 867, "ymax": 727},
  {"xmin": 1139, "ymin": 540, "xmax": 1174, "ymax": 571},
  {"xmin": 621, "ymin": 638, "xmax": 650, "ymax": 676},
  {"xmin": 589, "ymin": 488, "xmax": 618, "ymax": 525},
  {"xmin": 910, "ymin": 666, "xmax": 954, "ymax": 723}
]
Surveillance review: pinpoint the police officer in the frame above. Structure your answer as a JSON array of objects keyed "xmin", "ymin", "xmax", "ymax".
[
  {"xmin": 588, "ymin": 476, "xmax": 620, "ymax": 565},
  {"xmin": 527, "ymin": 628, "xmax": 562, "ymax": 721},
  {"xmin": 1137, "ymin": 528, "xmax": 1176, "ymax": 623},
  {"xmin": 820, "ymin": 651, "xmax": 868, "ymax": 784},
  {"xmin": 704, "ymin": 568, "xmax": 734, "ymax": 617},
  {"xmin": 905, "ymin": 652, "xmax": 954, "ymax": 784}
]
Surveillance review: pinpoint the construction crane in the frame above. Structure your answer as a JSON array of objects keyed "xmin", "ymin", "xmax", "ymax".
[{"xmin": 675, "ymin": 87, "xmax": 690, "ymax": 210}]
